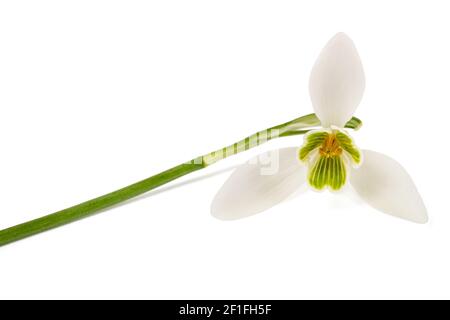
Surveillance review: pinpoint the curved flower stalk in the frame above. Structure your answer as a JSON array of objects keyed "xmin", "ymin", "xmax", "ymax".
[
  {"xmin": 212, "ymin": 33, "xmax": 428, "ymax": 223},
  {"xmin": 0, "ymin": 113, "xmax": 361, "ymax": 247}
]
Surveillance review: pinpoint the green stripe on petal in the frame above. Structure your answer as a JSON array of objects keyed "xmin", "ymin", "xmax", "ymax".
[
  {"xmin": 299, "ymin": 131, "xmax": 328, "ymax": 161},
  {"xmin": 335, "ymin": 131, "xmax": 361, "ymax": 165},
  {"xmin": 308, "ymin": 155, "xmax": 346, "ymax": 191}
]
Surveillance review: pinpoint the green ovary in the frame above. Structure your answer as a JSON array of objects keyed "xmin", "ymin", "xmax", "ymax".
[{"xmin": 299, "ymin": 129, "xmax": 361, "ymax": 191}]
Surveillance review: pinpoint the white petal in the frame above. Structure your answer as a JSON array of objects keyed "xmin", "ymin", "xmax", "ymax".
[
  {"xmin": 350, "ymin": 150, "xmax": 428, "ymax": 223},
  {"xmin": 309, "ymin": 32, "xmax": 365, "ymax": 127},
  {"xmin": 211, "ymin": 148, "xmax": 306, "ymax": 220}
]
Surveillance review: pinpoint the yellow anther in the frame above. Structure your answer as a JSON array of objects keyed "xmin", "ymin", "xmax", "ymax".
[{"xmin": 319, "ymin": 133, "xmax": 343, "ymax": 158}]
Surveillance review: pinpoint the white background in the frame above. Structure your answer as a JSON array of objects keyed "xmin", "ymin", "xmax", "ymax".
[{"xmin": 0, "ymin": 0, "xmax": 448, "ymax": 299}]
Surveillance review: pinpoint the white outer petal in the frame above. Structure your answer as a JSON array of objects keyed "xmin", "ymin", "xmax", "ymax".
[
  {"xmin": 309, "ymin": 32, "xmax": 365, "ymax": 127},
  {"xmin": 211, "ymin": 148, "xmax": 306, "ymax": 220},
  {"xmin": 350, "ymin": 150, "xmax": 428, "ymax": 223}
]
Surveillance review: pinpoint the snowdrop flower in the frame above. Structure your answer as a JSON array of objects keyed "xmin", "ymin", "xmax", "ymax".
[{"xmin": 211, "ymin": 33, "xmax": 428, "ymax": 223}]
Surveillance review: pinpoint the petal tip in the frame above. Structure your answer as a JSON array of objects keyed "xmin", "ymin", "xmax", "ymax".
[
  {"xmin": 210, "ymin": 202, "xmax": 243, "ymax": 221},
  {"xmin": 411, "ymin": 209, "xmax": 429, "ymax": 224},
  {"xmin": 416, "ymin": 217, "xmax": 429, "ymax": 224},
  {"xmin": 329, "ymin": 32, "xmax": 353, "ymax": 44},
  {"xmin": 400, "ymin": 212, "xmax": 428, "ymax": 224},
  {"xmin": 326, "ymin": 33, "xmax": 359, "ymax": 54}
]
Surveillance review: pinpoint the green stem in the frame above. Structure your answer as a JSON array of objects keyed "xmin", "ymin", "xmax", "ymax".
[{"xmin": 0, "ymin": 113, "xmax": 361, "ymax": 247}]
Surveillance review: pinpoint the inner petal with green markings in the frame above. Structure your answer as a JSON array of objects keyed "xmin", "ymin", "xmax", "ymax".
[{"xmin": 299, "ymin": 129, "xmax": 362, "ymax": 191}]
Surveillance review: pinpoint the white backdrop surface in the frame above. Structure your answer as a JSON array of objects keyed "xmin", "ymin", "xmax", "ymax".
[{"xmin": 0, "ymin": 1, "xmax": 448, "ymax": 299}]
